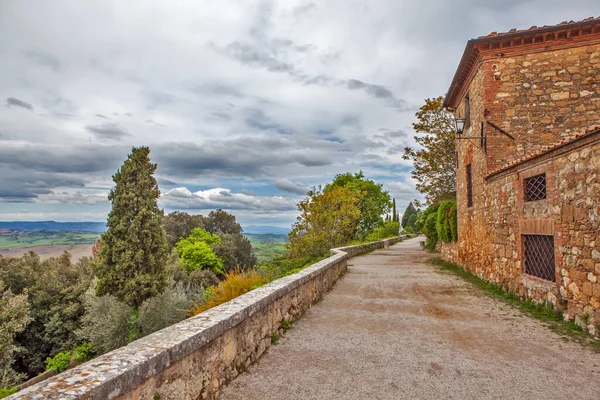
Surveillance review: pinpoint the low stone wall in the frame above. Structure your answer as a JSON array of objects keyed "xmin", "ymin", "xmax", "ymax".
[
  {"xmin": 437, "ymin": 242, "xmax": 459, "ymax": 266},
  {"xmin": 11, "ymin": 237, "xmax": 401, "ymax": 400}
]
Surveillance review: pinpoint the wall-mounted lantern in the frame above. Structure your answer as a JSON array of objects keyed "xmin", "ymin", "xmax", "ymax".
[{"xmin": 455, "ymin": 117, "xmax": 466, "ymax": 135}]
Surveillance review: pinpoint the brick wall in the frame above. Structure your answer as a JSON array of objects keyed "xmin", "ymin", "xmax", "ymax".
[{"xmin": 483, "ymin": 43, "xmax": 600, "ymax": 171}]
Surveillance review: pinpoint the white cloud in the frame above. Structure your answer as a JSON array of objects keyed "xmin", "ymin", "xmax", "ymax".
[{"xmin": 160, "ymin": 187, "xmax": 297, "ymax": 213}]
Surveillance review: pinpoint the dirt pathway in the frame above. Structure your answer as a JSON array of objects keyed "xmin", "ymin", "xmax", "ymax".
[{"xmin": 221, "ymin": 237, "xmax": 600, "ymax": 399}]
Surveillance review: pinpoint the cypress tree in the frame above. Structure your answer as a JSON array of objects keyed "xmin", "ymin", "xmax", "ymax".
[
  {"xmin": 401, "ymin": 202, "xmax": 417, "ymax": 228},
  {"xmin": 392, "ymin": 198, "xmax": 397, "ymax": 222},
  {"xmin": 94, "ymin": 146, "xmax": 168, "ymax": 341}
]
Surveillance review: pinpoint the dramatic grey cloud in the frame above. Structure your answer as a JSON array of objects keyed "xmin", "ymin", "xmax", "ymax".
[
  {"xmin": 0, "ymin": 0, "xmax": 597, "ymax": 227},
  {"xmin": 274, "ymin": 179, "xmax": 311, "ymax": 195},
  {"xmin": 85, "ymin": 123, "xmax": 130, "ymax": 140},
  {"xmin": 6, "ymin": 97, "xmax": 33, "ymax": 110}
]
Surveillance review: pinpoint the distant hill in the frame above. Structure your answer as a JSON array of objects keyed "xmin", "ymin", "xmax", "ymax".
[
  {"xmin": 244, "ymin": 225, "xmax": 289, "ymax": 235},
  {"xmin": 0, "ymin": 221, "xmax": 288, "ymax": 235},
  {"xmin": 0, "ymin": 221, "xmax": 106, "ymax": 233}
]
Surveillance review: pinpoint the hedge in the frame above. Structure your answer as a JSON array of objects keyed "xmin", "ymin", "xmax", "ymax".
[{"xmin": 436, "ymin": 200, "xmax": 457, "ymax": 243}]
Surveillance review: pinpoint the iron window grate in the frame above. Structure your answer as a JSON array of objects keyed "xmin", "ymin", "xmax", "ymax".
[
  {"xmin": 523, "ymin": 234, "xmax": 555, "ymax": 282},
  {"xmin": 466, "ymin": 164, "xmax": 473, "ymax": 208},
  {"xmin": 524, "ymin": 173, "xmax": 546, "ymax": 201}
]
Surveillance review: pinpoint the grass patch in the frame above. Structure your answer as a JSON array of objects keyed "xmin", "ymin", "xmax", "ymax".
[
  {"xmin": 430, "ymin": 258, "xmax": 600, "ymax": 352},
  {"xmin": 281, "ymin": 319, "xmax": 292, "ymax": 332},
  {"xmin": 270, "ymin": 334, "xmax": 279, "ymax": 345}
]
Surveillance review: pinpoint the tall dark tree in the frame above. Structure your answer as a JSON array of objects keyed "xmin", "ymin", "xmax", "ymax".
[
  {"xmin": 392, "ymin": 199, "xmax": 397, "ymax": 222},
  {"xmin": 94, "ymin": 147, "xmax": 168, "ymax": 341},
  {"xmin": 403, "ymin": 96, "xmax": 456, "ymax": 204},
  {"xmin": 163, "ymin": 211, "xmax": 205, "ymax": 249},
  {"xmin": 401, "ymin": 202, "xmax": 417, "ymax": 229}
]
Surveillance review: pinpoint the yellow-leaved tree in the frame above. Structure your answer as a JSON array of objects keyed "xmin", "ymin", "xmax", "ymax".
[{"xmin": 287, "ymin": 186, "xmax": 361, "ymax": 259}]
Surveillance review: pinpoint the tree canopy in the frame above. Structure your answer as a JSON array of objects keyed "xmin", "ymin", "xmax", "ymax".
[
  {"xmin": 325, "ymin": 171, "xmax": 390, "ymax": 238},
  {"xmin": 403, "ymin": 96, "xmax": 456, "ymax": 204},
  {"xmin": 163, "ymin": 211, "xmax": 205, "ymax": 249},
  {"xmin": 175, "ymin": 228, "xmax": 224, "ymax": 274},
  {"xmin": 0, "ymin": 279, "xmax": 30, "ymax": 389},
  {"xmin": 204, "ymin": 209, "xmax": 243, "ymax": 235},
  {"xmin": 288, "ymin": 185, "xmax": 361, "ymax": 258}
]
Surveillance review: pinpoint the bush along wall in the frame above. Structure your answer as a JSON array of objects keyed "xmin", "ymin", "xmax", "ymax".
[
  {"xmin": 436, "ymin": 200, "xmax": 457, "ymax": 243},
  {"xmin": 417, "ymin": 203, "xmax": 439, "ymax": 251}
]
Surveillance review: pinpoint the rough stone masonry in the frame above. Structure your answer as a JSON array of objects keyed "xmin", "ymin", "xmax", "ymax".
[{"xmin": 443, "ymin": 18, "xmax": 600, "ymax": 334}]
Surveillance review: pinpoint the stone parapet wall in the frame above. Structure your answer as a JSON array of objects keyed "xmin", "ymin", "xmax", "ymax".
[{"xmin": 11, "ymin": 237, "xmax": 401, "ymax": 400}]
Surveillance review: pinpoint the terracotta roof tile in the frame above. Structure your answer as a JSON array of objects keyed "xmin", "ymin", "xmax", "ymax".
[
  {"xmin": 487, "ymin": 125, "xmax": 600, "ymax": 176},
  {"xmin": 478, "ymin": 16, "xmax": 600, "ymax": 39}
]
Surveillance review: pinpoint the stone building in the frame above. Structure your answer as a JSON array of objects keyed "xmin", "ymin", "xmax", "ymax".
[{"xmin": 442, "ymin": 17, "xmax": 600, "ymax": 333}]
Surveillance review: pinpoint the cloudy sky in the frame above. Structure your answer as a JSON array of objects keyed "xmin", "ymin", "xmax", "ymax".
[{"xmin": 0, "ymin": 1, "xmax": 597, "ymax": 228}]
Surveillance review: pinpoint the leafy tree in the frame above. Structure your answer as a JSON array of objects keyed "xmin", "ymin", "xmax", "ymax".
[
  {"xmin": 0, "ymin": 253, "xmax": 92, "ymax": 377},
  {"xmin": 288, "ymin": 186, "xmax": 361, "ymax": 258},
  {"xmin": 0, "ymin": 279, "xmax": 30, "ymax": 389},
  {"xmin": 212, "ymin": 233, "xmax": 257, "ymax": 272},
  {"xmin": 175, "ymin": 228, "xmax": 224, "ymax": 274},
  {"xmin": 401, "ymin": 202, "xmax": 417, "ymax": 229},
  {"xmin": 325, "ymin": 171, "xmax": 391, "ymax": 238},
  {"xmin": 403, "ymin": 96, "xmax": 456, "ymax": 204},
  {"xmin": 204, "ymin": 210, "xmax": 242, "ymax": 235},
  {"xmin": 163, "ymin": 211, "xmax": 205, "ymax": 249},
  {"xmin": 94, "ymin": 146, "xmax": 169, "ymax": 341}
]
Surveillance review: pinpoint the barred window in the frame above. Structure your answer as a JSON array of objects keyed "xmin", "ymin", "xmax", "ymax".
[
  {"xmin": 466, "ymin": 164, "xmax": 473, "ymax": 208},
  {"xmin": 523, "ymin": 235, "xmax": 555, "ymax": 282},
  {"xmin": 524, "ymin": 173, "xmax": 547, "ymax": 202}
]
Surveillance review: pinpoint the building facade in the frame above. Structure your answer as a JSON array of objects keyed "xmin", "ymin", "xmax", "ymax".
[{"xmin": 442, "ymin": 18, "xmax": 600, "ymax": 333}]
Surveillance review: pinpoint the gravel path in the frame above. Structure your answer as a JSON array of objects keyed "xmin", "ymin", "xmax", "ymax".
[{"xmin": 221, "ymin": 237, "xmax": 600, "ymax": 400}]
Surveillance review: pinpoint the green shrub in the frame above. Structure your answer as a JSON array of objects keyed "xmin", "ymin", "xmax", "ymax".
[
  {"xmin": 258, "ymin": 255, "xmax": 322, "ymax": 281},
  {"xmin": 365, "ymin": 221, "xmax": 400, "ymax": 241},
  {"xmin": 74, "ymin": 342, "xmax": 95, "ymax": 364},
  {"xmin": 424, "ymin": 213, "xmax": 438, "ymax": 250},
  {"xmin": 449, "ymin": 203, "xmax": 458, "ymax": 242},
  {"xmin": 78, "ymin": 280, "xmax": 202, "ymax": 355},
  {"xmin": 45, "ymin": 350, "xmax": 72, "ymax": 373},
  {"xmin": 0, "ymin": 387, "xmax": 18, "ymax": 399},
  {"xmin": 436, "ymin": 200, "xmax": 457, "ymax": 243},
  {"xmin": 189, "ymin": 269, "xmax": 219, "ymax": 289}
]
